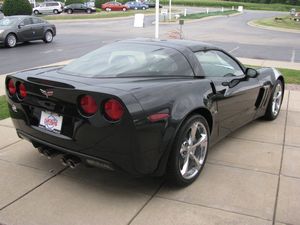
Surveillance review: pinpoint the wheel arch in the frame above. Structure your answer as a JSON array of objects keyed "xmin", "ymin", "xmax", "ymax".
[{"xmin": 153, "ymin": 106, "xmax": 213, "ymax": 176}]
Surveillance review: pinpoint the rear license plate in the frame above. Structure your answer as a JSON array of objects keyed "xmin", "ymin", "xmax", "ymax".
[{"xmin": 39, "ymin": 111, "xmax": 63, "ymax": 134}]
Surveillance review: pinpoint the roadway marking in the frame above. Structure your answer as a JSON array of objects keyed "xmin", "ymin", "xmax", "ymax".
[
  {"xmin": 42, "ymin": 49, "xmax": 63, "ymax": 54},
  {"xmin": 291, "ymin": 49, "xmax": 296, "ymax": 63},
  {"xmin": 229, "ymin": 46, "xmax": 239, "ymax": 53}
]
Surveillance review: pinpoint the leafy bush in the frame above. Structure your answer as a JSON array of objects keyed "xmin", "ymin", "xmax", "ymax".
[
  {"xmin": 65, "ymin": 0, "xmax": 85, "ymax": 5},
  {"xmin": 95, "ymin": 0, "xmax": 107, "ymax": 8},
  {"xmin": 2, "ymin": 0, "xmax": 32, "ymax": 16}
]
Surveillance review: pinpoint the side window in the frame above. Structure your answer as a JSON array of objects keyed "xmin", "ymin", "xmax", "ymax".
[
  {"xmin": 195, "ymin": 50, "xmax": 244, "ymax": 77},
  {"xmin": 22, "ymin": 18, "xmax": 32, "ymax": 26},
  {"xmin": 32, "ymin": 18, "xmax": 43, "ymax": 24}
]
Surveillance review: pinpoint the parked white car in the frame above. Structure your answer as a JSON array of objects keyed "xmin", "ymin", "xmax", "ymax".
[{"xmin": 33, "ymin": 2, "xmax": 63, "ymax": 15}]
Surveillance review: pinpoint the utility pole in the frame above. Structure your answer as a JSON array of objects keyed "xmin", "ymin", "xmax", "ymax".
[
  {"xmin": 168, "ymin": 0, "xmax": 172, "ymax": 21},
  {"xmin": 155, "ymin": 0, "xmax": 159, "ymax": 39}
]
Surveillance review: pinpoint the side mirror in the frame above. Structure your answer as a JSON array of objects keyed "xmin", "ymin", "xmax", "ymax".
[{"xmin": 245, "ymin": 68, "xmax": 259, "ymax": 78}]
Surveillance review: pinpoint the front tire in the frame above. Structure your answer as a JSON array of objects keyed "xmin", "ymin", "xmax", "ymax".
[
  {"xmin": 86, "ymin": 8, "xmax": 92, "ymax": 14},
  {"xmin": 264, "ymin": 79, "xmax": 283, "ymax": 120},
  {"xmin": 67, "ymin": 9, "xmax": 73, "ymax": 14},
  {"xmin": 34, "ymin": 10, "xmax": 39, "ymax": 15},
  {"xmin": 123, "ymin": 7, "xmax": 127, "ymax": 11},
  {"xmin": 5, "ymin": 33, "xmax": 17, "ymax": 48},
  {"xmin": 53, "ymin": 9, "xmax": 58, "ymax": 14},
  {"xmin": 43, "ymin": 30, "xmax": 53, "ymax": 43},
  {"xmin": 167, "ymin": 115, "xmax": 209, "ymax": 186}
]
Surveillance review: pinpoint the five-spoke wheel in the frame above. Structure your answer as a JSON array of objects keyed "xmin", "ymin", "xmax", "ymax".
[
  {"xmin": 168, "ymin": 115, "xmax": 209, "ymax": 186},
  {"xmin": 264, "ymin": 79, "xmax": 283, "ymax": 120}
]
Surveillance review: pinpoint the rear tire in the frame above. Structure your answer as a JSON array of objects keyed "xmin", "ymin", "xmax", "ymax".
[
  {"xmin": 34, "ymin": 10, "xmax": 39, "ymax": 15},
  {"xmin": 167, "ymin": 115, "xmax": 209, "ymax": 186},
  {"xmin": 43, "ymin": 30, "xmax": 53, "ymax": 43},
  {"xmin": 123, "ymin": 7, "xmax": 127, "ymax": 11},
  {"xmin": 67, "ymin": 9, "xmax": 73, "ymax": 14},
  {"xmin": 53, "ymin": 9, "xmax": 58, "ymax": 14},
  {"xmin": 264, "ymin": 79, "xmax": 283, "ymax": 121},
  {"xmin": 5, "ymin": 33, "xmax": 17, "ymax": 48},
  {"xmin": 105, "ymin": 8, "xmax": 111, "ymax": 11}
]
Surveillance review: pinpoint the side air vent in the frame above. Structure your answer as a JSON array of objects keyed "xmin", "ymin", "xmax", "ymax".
[
  {"xmin": 28, "ymin": 77, "xmax": 75, "ymax": 89},
  {"xmin": 255, "ymin": 88, "xmax": 265, "ymax": 108}
]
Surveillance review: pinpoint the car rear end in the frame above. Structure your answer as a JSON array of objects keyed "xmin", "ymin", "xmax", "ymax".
[{"xmin": 5, "ymin": 71, "xmax": 149, "ymax": 175}]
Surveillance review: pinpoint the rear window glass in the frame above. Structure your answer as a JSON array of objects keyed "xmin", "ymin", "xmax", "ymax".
[
  {"xmin": 0, "ymin": 17, "xmax": 19, "ymax": 26},
  {"xmin": 60, "ymin": 43, "xmax": 194, "ymax": 78}
]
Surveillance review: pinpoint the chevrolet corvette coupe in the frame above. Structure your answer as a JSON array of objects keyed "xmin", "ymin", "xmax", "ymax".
[{"xmin": 5, "ymin": 39, "xmax": 284, "ymax": 186}]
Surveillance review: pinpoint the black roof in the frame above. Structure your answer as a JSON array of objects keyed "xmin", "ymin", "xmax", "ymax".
[{"xmin": 120, "ymin": 38, "xmax": 220, "ymax": 52}]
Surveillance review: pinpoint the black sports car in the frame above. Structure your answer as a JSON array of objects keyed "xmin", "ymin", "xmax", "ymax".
[{"xmin": 5, "ymin": 39, "xmax": 284, "ymax": 186}]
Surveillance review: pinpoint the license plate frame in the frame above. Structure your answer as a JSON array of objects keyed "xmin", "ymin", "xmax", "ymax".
[{"xmin": 39, "ymin": 111, "xmax": 63, "ymax": 134}]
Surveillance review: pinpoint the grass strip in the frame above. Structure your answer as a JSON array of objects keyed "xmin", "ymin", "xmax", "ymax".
[
  {"xmin": 160, "ymin": 0, "xmax": 300, "ymax": 11},
  {"xmin": 0, "ymin": 95, "xmax": 9, "ymax": 120},
  {"xmin": 182, "ymin": 10, "xmax": 237, "ymax": 19},
  {"xmin": 252, "ymin": 16, "xmax": 300, "ymax": 31}
]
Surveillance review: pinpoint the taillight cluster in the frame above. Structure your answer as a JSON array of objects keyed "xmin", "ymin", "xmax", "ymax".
[
  {"xmin": 78, "ymin": 95, "xmax": 124, "ymax": 121},
  {"xmin": 6, "ymin": 78, "xmax": 27, "ymax": 99}
]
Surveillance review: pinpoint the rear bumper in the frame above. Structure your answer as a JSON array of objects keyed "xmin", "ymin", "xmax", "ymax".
[
  {"xmin": 8, "ymin": 100, "xmax": 167, "ymax": 176},
  {"xmin": 18, "ymin": 129, "xmax": 116, "ymax": 171}
]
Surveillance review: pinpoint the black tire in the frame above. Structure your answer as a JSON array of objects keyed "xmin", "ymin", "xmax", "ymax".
[
  {"xmin": 5, "ymin": 33, "xmax": 17, "ymax": 48},
  {"xmin": 123, "ymin": 7, "xmax": 127, "ymax": 11},
  {"xmin": 264, "ymin": 79, "xmax": 284, "ymax": 121},
  {"xmin": 86, "ymin": 8, "xmax": 92, "ymax": 14},
  {"xmin": 167, "ymin": 115, "xmax": 209, "ymax": 186},
  {"xmin": 53, "ymin": 9, "xmax": 59, "ymax": 14},
  {"xmin": 105, "ymin": 8, "xmax": 111, "ymax": 11},
  {"xmin": 67, "ymin": 9, "xmax": 73, "ymax": 14},
  {"xmin": 142, "ymin": 7, "xmax": 146, "ymax": 10},
  {"xmin": 43, "ymin": 30, "xmax": 53, "ymax": 43},
  {"xmin": 34, "ymin": 10, "xmax": 39, "ymax": 15}
]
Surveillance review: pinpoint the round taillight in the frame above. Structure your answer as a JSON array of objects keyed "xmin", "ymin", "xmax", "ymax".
[
  {"xmin": 7, "ymin": 79, "xmax": 16, "ymax": 96},
  {"xmin": 18, "ymin": 83, "xmax": 27, "ymax": 99},
  {"xmin": 104, "ymin": 99, "xmax": 124, "ymax": 121},
  {"xmin": 79, "ymin": 95, "xmax": 98, "ymax": 116}
]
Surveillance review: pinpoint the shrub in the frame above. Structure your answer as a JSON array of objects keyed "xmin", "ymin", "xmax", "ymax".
[
  {"xmin": 2, "ymin": 0, "xmax": 32, "ymax": 16},
  {"xmin": 95, "ymin": 0, "xmax": 107, "ymax": 8},
  {"xmin": 65, "ymin": 0, "xmax": 85, "ymax": 5}
]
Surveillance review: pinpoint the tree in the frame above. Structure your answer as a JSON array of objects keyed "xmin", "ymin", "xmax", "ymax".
[
  {"xmin": 2, "ymin": 0, "xmax": 32, "ymax": 16},
  {"xmin": 65, "ymin": 0, "xmax": 85, "ymax": 5},
  {"xmin": 95, "ymin": 0, "xmax": 108, "ymax": 8}
]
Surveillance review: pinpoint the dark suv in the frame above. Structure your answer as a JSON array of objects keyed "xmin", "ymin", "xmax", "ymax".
[{"xmin": 64, "ymin": 3, "xmax": 96, "ymax": 14}]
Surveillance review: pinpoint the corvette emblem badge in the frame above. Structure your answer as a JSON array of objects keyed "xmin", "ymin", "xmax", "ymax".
[{"xmin": 40, "ymin": 89, "xmax": 54, "ymax": 98}]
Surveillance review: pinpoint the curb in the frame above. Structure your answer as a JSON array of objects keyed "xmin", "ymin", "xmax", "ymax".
[{"xmin": 247, "ymin": 20, "xmax": 300, "ymax": 34}]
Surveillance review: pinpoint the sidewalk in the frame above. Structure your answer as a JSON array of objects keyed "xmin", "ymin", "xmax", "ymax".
[
  {"xmin": 1, "ymin": 57, "xmax": 300, "ymax": 96},
  {"xmin": 0, "ymin": 90, "xmax": 299, "ymax": 225}
]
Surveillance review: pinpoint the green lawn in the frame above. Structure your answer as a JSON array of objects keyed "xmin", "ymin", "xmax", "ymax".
[
  {"xmin": 42, "ymin": 10, "xmax": 155, "ymax": 20},
  {"xmin": 182, "ymin": 10, "xmax": 237, "ymax": 19},
  {"xmin": 253, "ymin": 16, "xmax": 300, "ymax": 31},
  {"xmin": 0, "ymin": 96, "xmax": 9, "ymax": 120},
  {"xmin": 278, "ymin": 68, "xmax": 300, "ymax": 84},
  {"xmin": 160, "ymin": 0, "xmax": 300, "ymax": 11}
]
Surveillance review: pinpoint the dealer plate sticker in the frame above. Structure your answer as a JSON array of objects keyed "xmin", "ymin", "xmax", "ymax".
[{"xmin": 39, "ymin": 111, "xmax": 63, "ymax": 133}]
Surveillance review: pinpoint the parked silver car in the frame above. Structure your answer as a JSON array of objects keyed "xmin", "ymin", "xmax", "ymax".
[
  {"xmin": 0, "ymin": 16, "xmax": 56, "ymax": 48},
  {"xmin": 33, "ymin": 1, "xmax": 63, "ymax": 15}
]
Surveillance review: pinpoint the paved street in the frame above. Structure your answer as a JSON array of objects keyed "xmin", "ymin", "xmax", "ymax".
[
  {"xmin": 0, "ymin": 90, "xmax": 300, "ymax": 225},
  {"xmin": 1, "ymin": 9, "xmax": 299, "ymax": 74}
]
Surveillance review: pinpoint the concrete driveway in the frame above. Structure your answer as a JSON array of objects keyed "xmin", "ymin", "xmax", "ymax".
[{"xmin": 0, "ymin": 90, "xmax": 299, "ymax": 225}]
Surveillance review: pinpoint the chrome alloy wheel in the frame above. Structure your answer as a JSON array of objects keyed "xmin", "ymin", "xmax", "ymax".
[
  {"xmin": 7, "ymin": 34, "xmax": 16, "ymax": 48},
  {"xmin": 179, "ymin": 121, "xmax": 208, "ymax": 180},
  {"xmin": 272, "ymin": 83, "xmax": 282, "ymax": 116}
]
